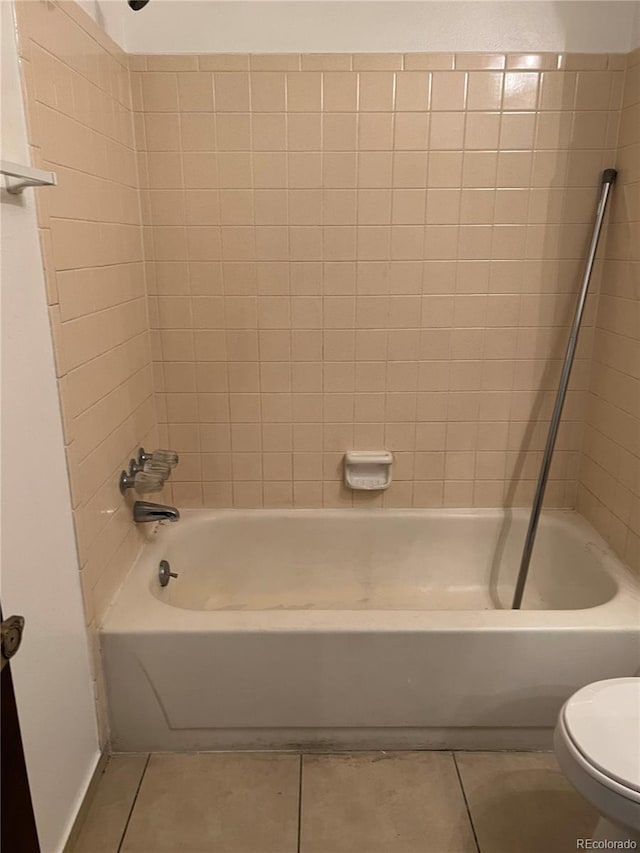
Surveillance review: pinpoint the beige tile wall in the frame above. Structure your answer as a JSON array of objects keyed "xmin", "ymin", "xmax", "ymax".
[
  {"xmin": 134, "ymin": 51, "xmax": 624, "ymax": 509},
  {"xmin": 15, "ymin": 0, "xmax": 158, "ymax": 740},
  {"xmin": 577, "ymin": 48, "xmax": 640, "ymax": 574},
  {"xmin": 12, "ymin": 0, "xmax": 638, "ymax": 749}
]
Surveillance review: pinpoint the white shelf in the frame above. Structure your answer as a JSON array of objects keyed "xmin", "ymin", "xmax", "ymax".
[{"xmin": 1, "ymin": 160, "xmax": 57, "ymax": 195}]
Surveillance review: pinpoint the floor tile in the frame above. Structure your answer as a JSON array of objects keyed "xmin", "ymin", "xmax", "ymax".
[
  {"xmin": 120, "ymin": 752, "xmax": 300, "ymax": 853},
  {"xmin": 455, "ymin": 751, "xmax": 599, "ymax": 853},
  {"xmin": 300, "ymin": 751, "xmax": 477, "ymax": 853},
  {"xmin": 71, "ymin": 754, "xmax": 148, "ymax": 853}
]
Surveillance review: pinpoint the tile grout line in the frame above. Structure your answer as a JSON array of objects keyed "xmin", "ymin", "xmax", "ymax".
[
  {"xmin": 296, "ymin": 753, "xmax": 304, "ymax": 853},
  {"xmin": 116, "ymin": 753, "xmax": 151, "ymax": 853},
  {"xmin": 452, "ymin": 752, "xmax": 482, "ymax": 853}
]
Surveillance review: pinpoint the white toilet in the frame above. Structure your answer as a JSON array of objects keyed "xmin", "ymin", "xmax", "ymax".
[{"xmin": 554, "ymin": 677, "xmax": 640, "ymax": 843}]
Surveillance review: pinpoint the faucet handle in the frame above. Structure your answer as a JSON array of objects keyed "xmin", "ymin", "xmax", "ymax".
[
  {"xmin": 133, "ymin": 470, "xmax": 166, "ymax": 495},
  {"xmin": 151, "ymin": 448, "xmax": 179, "ymax": 468},
  {"xmin": 143, "ymin": 457, "xmax": 171, "ymax": 479},
  {"xmin": 138, "ymin": 447, "xmax": 179, "ymax": 469},
  {"xmin": 121, "ymin": 450, "xmax": 179, "ymax": 495}
]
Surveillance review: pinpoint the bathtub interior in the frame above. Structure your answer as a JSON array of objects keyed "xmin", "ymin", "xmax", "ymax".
[{"xmin": 150, "ymin": 511, "xmax": 618, "ymax": 612}]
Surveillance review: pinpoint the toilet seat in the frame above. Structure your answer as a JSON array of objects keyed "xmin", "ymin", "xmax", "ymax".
[{"xmin": 562, "ymin": 678, "xmax": 640, "ymax": 802}]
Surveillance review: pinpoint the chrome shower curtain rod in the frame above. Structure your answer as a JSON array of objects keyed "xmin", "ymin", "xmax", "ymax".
[{"xmin": 512, "ymin": 167, "xmax": 618, "ymax": 610}]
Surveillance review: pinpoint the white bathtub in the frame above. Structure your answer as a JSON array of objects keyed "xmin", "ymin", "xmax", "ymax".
[{"xmin": 101, "ymin": 509, "xmax": 640, "ymax": 752}]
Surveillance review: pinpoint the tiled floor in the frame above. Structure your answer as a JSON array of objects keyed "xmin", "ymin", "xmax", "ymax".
[{"xmin": 71, "ymin": 751, "xmax": 598, "ymax": 853}]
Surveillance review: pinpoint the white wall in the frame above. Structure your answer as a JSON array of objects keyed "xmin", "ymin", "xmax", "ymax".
[
  {"xmin": 633, "ymin": 0, "xmax": 640, "ymax": 48},
  {"xmin": 87, "ymin": 0, "xmax": 640, "ymax": 54},
  {"xmin": 0, "ymin": 3, "xmax": 100, "ymax": 851},
  {"xmin": 76, "ymin": 0, "xmax": 129, "ymax": 46}
]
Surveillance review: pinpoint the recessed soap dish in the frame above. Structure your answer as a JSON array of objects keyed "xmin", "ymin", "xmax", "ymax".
[{"xmin": 344, "ymin": 451, "xmax": 393, "ymax": 491}]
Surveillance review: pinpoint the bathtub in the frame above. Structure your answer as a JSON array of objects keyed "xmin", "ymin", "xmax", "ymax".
[{"xmin": 101, "ymin": 509, "xmax": 640, "ymax": 752}]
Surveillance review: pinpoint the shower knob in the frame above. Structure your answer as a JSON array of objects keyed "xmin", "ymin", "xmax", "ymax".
[
  {"xmin": 138, "ymin": 448, "xmax": 179, "ymax": 469},
  {"xmin": 133, "ymin": 470, "xmax": 165, "ymax": 495}
]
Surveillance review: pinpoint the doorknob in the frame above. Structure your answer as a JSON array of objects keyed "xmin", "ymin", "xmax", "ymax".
[{"xmin": 1, "ymin": 615, "xmax": 25, "ymax": 671}]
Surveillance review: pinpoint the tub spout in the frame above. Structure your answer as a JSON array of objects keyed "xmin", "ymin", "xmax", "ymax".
[{"xmin": 133, "ymin": 501, "xmax": 180, "ymax": 523}]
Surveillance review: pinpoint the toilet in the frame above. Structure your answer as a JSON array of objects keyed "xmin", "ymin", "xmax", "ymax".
[{"xmin": 554, "ymin": 678, "xmax": 640, "ymax": 844}]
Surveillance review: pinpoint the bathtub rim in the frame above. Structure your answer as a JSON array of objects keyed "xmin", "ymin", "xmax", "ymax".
[{"xmin": 100, "ymin": 508, "xmax": 640, "ymax": 635}]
